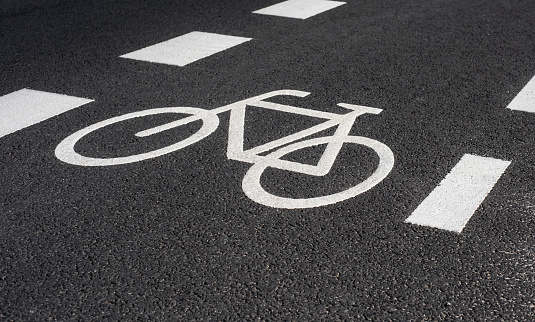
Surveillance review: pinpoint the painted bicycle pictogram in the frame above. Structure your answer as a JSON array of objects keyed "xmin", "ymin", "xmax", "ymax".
[{"xmin": 55, "ymin": 90, "xmax": 394, "ymax": 208}]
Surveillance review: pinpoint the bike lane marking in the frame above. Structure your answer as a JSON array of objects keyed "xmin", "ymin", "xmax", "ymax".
[
  {"xmin": 0, "ymin": 89, "xmax": 93, "ymax": 139},
  {"xmin": 120, "ymin": 32, "xmax": 252, "ymax": 67},
  {"xmin": 253, "ymin": 0, "xmax": 346, "ymax": 19},
  {"xmin": 507, "ymin": 74, "xmax": 535, "ymax": 113},
  {"xmin": 405, "ymin": 154, "xmax": 511, "ymax": 233}
]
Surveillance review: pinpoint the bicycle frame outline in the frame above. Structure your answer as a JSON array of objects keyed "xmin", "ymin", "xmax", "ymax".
[{"xmin": 135, "ymin": 90, "xmax": 383, "ymax": 176}]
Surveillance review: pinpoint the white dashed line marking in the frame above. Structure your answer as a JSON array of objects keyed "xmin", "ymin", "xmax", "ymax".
[
  {"xmin": 405, "ymin": 154, "xmax": 511, "ymax": 233},
  {"xmin": 120, "ymin": 31, "xmax": 252, "ymax": 67},
  {"xmin": 253, "ymin": 0, "xmax": 346, "ymax": 19},
  {"xmin": 507, "ymin": 74, "xmax": 535, "ymax": 113},
  {"xmin": 0, "ymin": 89, "xmax": 93, "ymax": 139}
]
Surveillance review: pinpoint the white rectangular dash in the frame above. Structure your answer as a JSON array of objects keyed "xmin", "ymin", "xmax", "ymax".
[
  {"xmin": 120, "ymin": 31, "xmax": 252, "ymax": 67},
  {"xmin": 405, "ymin": 154, "xmax": 510, "ymax": 233},
  {"xmin": 0, "ymin": 89, "xmax": 93, "ymax": 139},
  {"xmin": 507, "ymin": 74, "xmax": 535, "ymax": 113},
  {"xmin": 253, "ymin": 0, "xmax": 346, "ymax": 19}
]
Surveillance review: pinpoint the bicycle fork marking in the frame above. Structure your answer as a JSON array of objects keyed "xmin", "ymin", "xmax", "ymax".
[{"xmin": 55, "ymin": 90, "xmax": 395, "ymax": 209}]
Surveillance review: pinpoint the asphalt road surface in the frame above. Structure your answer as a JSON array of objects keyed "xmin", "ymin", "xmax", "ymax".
[{"xmin": 1, "ymin": 0, "xmax": 535, "ymax": 320}]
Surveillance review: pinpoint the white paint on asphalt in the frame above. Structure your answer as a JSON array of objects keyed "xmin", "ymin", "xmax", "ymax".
[
  {"xmin": 507, "ymin": 74, "xmax": 535, "ymax": 113},
  {"xmin": 0, "ymin": 89, "xmax": 93, "ymax": 139},
  {"xmin": 120, "ymin": 32, "xmax": 252, "ymax": 67},
  {"xmin": 55, "ymin": 107, "xmax": 220, "ymax": 166},
  {"xmin": 56, "ymin": 89, "xmax": 394, "ymax": 209},
  {"xmin": 253, "ymin": 0, "xmax": 346, "ymax": 19},
  {"xmin": 242, "ymin": 136, "xmax": 394, "ymax": 209},
  {"xmin": 405, "ymin": 154, "xmax": 510, "ymax": 233}
]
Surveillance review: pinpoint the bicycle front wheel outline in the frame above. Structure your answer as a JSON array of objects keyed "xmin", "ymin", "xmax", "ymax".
[
  {"xmin": 55, "ymin": 107, "xmax": 219, "ymax": 166},
  {"xmin": 241, "ymin": 136, "xmax": 394, "ymax": 209}
]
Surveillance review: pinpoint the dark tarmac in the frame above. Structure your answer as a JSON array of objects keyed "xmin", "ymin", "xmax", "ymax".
[{"xmin": 1, "ymin": 0, "xmax": 535, "ymax": 320}]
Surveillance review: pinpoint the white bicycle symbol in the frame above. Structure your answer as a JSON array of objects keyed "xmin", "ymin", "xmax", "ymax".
[{"xmin": 55, "ymin": 90, "xmax": 394, "ymax": 209}]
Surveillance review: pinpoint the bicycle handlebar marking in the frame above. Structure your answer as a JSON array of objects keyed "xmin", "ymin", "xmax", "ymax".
[{"xmin": 55, "ymin": 90, "xmax": 395, "ymax": 208}]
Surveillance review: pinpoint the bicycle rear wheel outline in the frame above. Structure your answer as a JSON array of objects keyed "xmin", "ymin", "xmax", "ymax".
[
  {"xmin": 241, "ymin": 136, "xmax": 394, "ymax": 209},
  {"xmin": 55, "ymin": 107, "xmax": 219, "ymax": 166}
]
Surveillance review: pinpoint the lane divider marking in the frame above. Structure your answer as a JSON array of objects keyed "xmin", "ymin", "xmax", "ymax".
[
  {"xmin": 253, "ymin": 0, "xmax": 346, "ymax": 20},
  {"xmin": 120, "ymin": 31, "xmax": 252, "ymax": 67},
  {"xmin": 0, "ymin": 89, "xmax": 93, "ymax": 139},
  {"xmin": 507, "ymin": 74, "xmax": 535, "ymax": 113},
  {"xmin": 405, "ymin": 154, "xmax": 511, "ymax": 233}
]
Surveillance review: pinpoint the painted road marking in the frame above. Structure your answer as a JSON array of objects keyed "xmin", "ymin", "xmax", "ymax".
[
  {"xmin": 120, "ymin": 32, "xmax": 252, "ymax": 67},
  {"xmin": 56, "ymin": 90, "xmax": 394, "ymax": 209},
  {"xmin": 405, "ymin": 154, "xmax": 510, "ymax": 233},
  {"xmin": 507, "ymin": 74, "xmax": 535, "ymax": 113},
  {"xmin": 0, "ymin": 89, "xmax": 93, "ymax": 139},
  {"xmin": 253, "ymin": 0, "xmax": 346, "ymax": 19}
]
